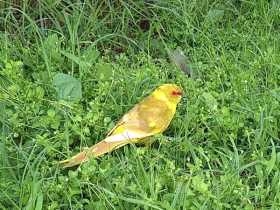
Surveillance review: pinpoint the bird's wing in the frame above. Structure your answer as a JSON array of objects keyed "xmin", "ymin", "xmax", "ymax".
[
  {"xmin": 106, "ymin": 101, "xmax": 145, "ymax": 136},
  {"xmin": 104, "ymin": 129, "xmax": 152, "ymax": 143},
  {"xmin": 106, "ymin": 121, "xmax": 125, "ymax": 137},
  {"xmin": 107, "ymin": 96, "xmax": 172, "ymax": 137}
]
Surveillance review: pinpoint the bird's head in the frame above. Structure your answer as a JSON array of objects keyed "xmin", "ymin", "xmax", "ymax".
[{"xmin": 153, "ymin": 84, "xmax": 183, "ymax": 105}]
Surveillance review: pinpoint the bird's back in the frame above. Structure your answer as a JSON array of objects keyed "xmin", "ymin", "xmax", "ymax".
[{"xmin": 111, "ymin": 94, "xmax": 176, "ymax": 136}]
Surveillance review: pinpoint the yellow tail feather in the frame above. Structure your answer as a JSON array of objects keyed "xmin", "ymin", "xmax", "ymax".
[
  {"xmin": 59, "ymin": 150, "xmax": 88, "ymax": 168},
  {"xmin": 59, "ymin": 140, "xmax": 129, "ymax": 168}
]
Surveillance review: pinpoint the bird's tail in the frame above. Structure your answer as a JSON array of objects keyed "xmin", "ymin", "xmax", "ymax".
[{"xmin": 59, "ymin": 139, "xmax": 128, "ymax": 168}]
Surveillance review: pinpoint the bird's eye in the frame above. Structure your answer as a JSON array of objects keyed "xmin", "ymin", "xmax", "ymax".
[{"xmin": 171, "ymin": 90, "xmax": 182, "ymax": 96}]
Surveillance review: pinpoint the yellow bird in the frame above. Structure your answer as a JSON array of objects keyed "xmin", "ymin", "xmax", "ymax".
[{"xmin": 60, "ymin": 84, "xmax": 183, "ymax": 168}]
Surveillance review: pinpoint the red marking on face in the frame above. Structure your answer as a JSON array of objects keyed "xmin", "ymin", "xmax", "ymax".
[{"xmin": 171, "ymin": 90, "xmax": 183, "ymax": 96}]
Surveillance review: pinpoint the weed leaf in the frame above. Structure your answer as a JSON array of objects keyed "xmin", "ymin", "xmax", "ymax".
[
  {"xmin": 206, "ymin": 9, "xmax": 224, "ymax": 23},
  {"xmin": 266, "ymin": 139, "xmax": 276, "ymax": 176},
  {"xmin": 202, "ymin": 92, "xmax": 218, "ymax": 112},
  {"xmin": 61, "ymin": 50, "xmax": 90, "ymax": 68},
  {"xmin": 52, "ymin": 73, "xmax": 82, "ymax": 101},
  {"xmin": 96, "ymin": 62, "xmax": 113, "ymax": 81},
  {"xmin": 168, "ymin": 48, "xmax": 192, "ymax": 77}
]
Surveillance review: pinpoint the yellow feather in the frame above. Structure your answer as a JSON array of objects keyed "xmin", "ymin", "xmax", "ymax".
[{"xmin": 59, "ymin": 84, "xmax": 183, "ymax": 168}]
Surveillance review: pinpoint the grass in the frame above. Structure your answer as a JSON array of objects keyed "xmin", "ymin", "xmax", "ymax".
[{"xmin": 1, "ymin": 0, "xmax": 280, "ymax": 209}]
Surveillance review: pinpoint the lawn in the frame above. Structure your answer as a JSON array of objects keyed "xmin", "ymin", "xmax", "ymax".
[{"xmin": 1, "ymin": 0, "xmax": 280, "ymax": 209}]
